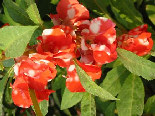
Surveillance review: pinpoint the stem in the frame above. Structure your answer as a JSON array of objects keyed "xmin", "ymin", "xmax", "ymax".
[{"xmin": 29, "ymin": 89, "xmax": 43, "ymax": 116}]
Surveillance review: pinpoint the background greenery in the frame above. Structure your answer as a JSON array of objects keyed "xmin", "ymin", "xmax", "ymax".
[{"xmin": 0, "ymin": 0, "xmax": 155, "ymax": 116}]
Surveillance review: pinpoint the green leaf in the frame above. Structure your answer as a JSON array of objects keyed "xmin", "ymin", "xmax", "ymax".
[
  {"xmin": 95, "ymin": 98, "xmax": 111, "ymax": 114},
  {"xmin": 15, "ymin": 0, "xmax": 27, "ymax": 10},
  {"xmin": 2, "ymin": 59, "xmax": 15, "ymax": 67},
  {"xmin": 100, "ymin": 65, "xmax": 130, "ymax": 96},
  {"xmin": 74, "ymin": 61, "xmax": 118, "ymax": 100},
  {"xmin": 111, "ymin": 0, "xmax": 143, "ymax": 30},
  {"xmin": 80, "ymin": 0, "xmax": 109, "ymax": 16},
  {"xmin": 81, "ymin": 92, "xmax": 96, "ymax": 116},
  {"xmin": 0, "ymin": 6, "xmax": 20, "ymax": 25},
  {"xmin": 105, "ymin": 57, "xmax": 122, "ymax": 68},
  {"xmin": 61, "ymin": 88, "xmax": 83, "ymax": 110},
  {"xmin": 38, "ymin": 100, "xmax": 48, "ymax": 116},
  {"xmin": 53, "ymin": 92, "xmax": 72, "ymax": 116},
  {"xmin": 105, "ymin": 102, "xmax": 116, "ymax": 116},
  {"xmin": 26, "ymin": 0, "xmax": 44, "ymax": 28},
  {"xmin": 0, "ymin": 67, "xmax": 13, "ymax": 114},
  {"xmin": 2, "ymin": 76, "xmax": 15, "ymax": 109},
  {"xmin": 51, "ymin": 0, "xmax": 59, "ymax": 5},
  {"xmin": 29, "ymin": 28, "xmax": 42, "ymax": 46},
  {"xmin": 0, "ymin": 26, "xmax": 38, "ymax": 57},
  {"xmin": 4, "ymin": 0, "xmax": 34, "ymax": 25},
  {"xmin": 146, "ymin": 5, "xmax": 155, "ymax": 25},
  {"xmin": 116, "ymin": 74, "xmax": 144, "ymax": 116},
  {"xmin": 52, "ymin": 75, "xmax": 66, "ymax": 90},
  {"xmin": 150, "ymin": 51, "xmax": 155, "ymax": 57},
  {"xmin": 144, "ymin": 95, "xmax": 155, "ymax": 113},
  {"xmin": 117, "ymin": 48, "xmax": 155, "ymax": 80},
  {"xmin": 80, "ymin": 0, "xmax": 125, "ymax": 30}
]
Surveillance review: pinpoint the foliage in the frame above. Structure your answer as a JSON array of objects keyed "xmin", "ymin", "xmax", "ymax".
[{"xmin": 0, "ymin": 0, "xmax": 155, "ymax": 116}]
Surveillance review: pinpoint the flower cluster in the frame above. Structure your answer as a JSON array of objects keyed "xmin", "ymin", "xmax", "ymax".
[
  {"xmin": 11, "ymin": 0, "xmax": 153, "ymax": 108},
  {"xmin": 38, "ymin": 0, "xmax": 118, "ymax": 92}
]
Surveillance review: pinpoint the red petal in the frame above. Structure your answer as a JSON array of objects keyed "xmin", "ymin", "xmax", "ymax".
[
  {"xmin": 12, "ymin": 77, "xmax": 32, "ymax": 108},
  {"xmin": 56, "ymin": 0, "xmax": 89, "ymax": 24},
  {"xmin": 93, "ymin": 50, "xmax": 117, "ymax": 64},
  {"xmin": 35, "ymin": 89, "xmax": 55, "ymax": 101},
  {"xmin": 66, "ymin": 72, "xmax": 85, "ymax": 92},
  {"xmin": 89, "ymin": 17, "xmax": 115, "ymax": 35}
]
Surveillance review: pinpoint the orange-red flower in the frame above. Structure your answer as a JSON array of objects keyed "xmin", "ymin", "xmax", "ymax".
[
  {"xmin": 37, "ymin": 25, "xmax": 76, "ymax": 67},
  {"xmin": 117, "ymin": 24, "xmax": 153, "ymax": 56},
  {"xmin": 78, "ymin": 17, "xmax": 117, "ymax": 65},
  {"xmin": 50, "ymin": 0, "xmax": 89, "ymax": 28},
  {"xmin": 12, "ymin": 53, "xmax": 56, "ymax": 108},
  {"xmin": 11, "ymin": 77, "xmax": 54, "ymax": 108}
]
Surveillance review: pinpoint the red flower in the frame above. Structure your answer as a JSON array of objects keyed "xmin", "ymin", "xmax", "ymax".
[
  {"xmin": 66, "ymin": 60, "xmax": 101, "ymax": 92},
  {"xmin": 12, "ymin": 53, "xmax": 56, "ymax": 108},
  {"xmin": 14, "ymin": 53, "xmax": 57, "ymax": 90},
  {"xmin": 37, "ymin": 25, "xmax": 76, "ymax": 67},
  {"xmin": 78, "ymin": 17, "xmax": 117, "ymax": 65},
  {"xmin": 117, "ymin": 24, "xmax": 153, "ymax": 56},
  {"xmin": 11, "ymin": 77, "xmax": 54, "ymax": 108},
  {"xmin": 50, "ymin": 0, "xmax": 89, "ymax": 27}
]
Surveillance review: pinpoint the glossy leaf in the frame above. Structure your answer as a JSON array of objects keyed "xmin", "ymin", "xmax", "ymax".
[
  {"xmin": 61, "ymin": 88, "xmax": 83, "ymax": 110},
  {"xmin": 116, "ymin": 74, "xmax": 144, "ymax": 116},
  {"xmin": 81, "ymin": 92, "xmax": 96, "ymax": 116},
  {"xmin": 117, "ymin": 48, "xmax": 155, "ymax": 80},
  {"xmin": 0, "ymin": 26, "xmax": 38, "ymax": 57},
  {"xmin": 74, "ymin": 61, "xmax": 118, "ymax": 100},
  {"xmin": 26, "ymin": 0, "xmax": 44, "ymax": 27},
  {"xmin": 100, "ymin": 65, "xmax": 130, "ymax": 96},
  {"xmin": 144, "ymin": 95, "xmax": 155, "ymax": 113},
  {"xmin": 4, "ymin": 0, "xmax": 34, "ymax": 25}
]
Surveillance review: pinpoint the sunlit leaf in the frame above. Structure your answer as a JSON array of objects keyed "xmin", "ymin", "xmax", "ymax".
[
  {"xmin": 116, "ymin": 74, "xmax": 144, "ymax": 116},
  {"xmin": 81, "ymin": 92, "xmax": 96, "ymax": 116},
  {"xmin": 74, "ymin": 61, "xmax": 118, "ymax": 100},
  {"xmin": 117, "ymin": 48, "xmax": 155, "ymax": 80},
  {"xmin": 38, "ymin": 100, "xmax": 48, "ymax": 116},
  {"xmin": 100, "ymin": 65, "xmax": 130, "ymax": 96},
  {"xmin": 0, "ymin": 26, "xmax": 38, "ymax": 57},
  {"xmin": 61, "ymin": 88, "xmax": 83, "ymax": 110},
  {"xmin": 26, "ymin": 0, "xmax": 44, "ymax": 28}
]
